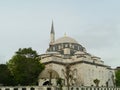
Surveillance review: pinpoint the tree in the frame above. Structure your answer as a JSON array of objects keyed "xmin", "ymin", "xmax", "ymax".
[
  {"xmin": 115, "ymin": 70, "xmax": 120, "ymax": 86},
  {"xmin": 57, "ymin": 78, "xmax": 64, "ymax": 90},
  {"xmin": 93, "ymin": 79, "xmax": 100, "ymax": 87},
  {"xmin": 62, "ymin": 64, "xmax": 74, "ymax": 90},
  {"xmin": 7, "ymin": 48, "xmax": 44, "ymax": 86},
  {"xmin": 0, "ymin": 64, "xmax": 14, "ymax": 86}
]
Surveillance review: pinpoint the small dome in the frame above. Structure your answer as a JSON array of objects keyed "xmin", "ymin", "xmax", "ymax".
[
  {"xmin": 54, "ymin": 36, "xmax": 78, "ymax": 44},
  {"xmin": 39, "ymin": 69, "xmax": 59, "ymax": 79},
  {"xmin": 91, "ymin": 55, "xmax": 101, "ymax": 59}
]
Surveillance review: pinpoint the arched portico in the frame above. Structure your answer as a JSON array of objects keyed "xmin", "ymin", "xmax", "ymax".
[{"xmin": 38, "ymin": 69, "xmax": 59, "ymax": 86}]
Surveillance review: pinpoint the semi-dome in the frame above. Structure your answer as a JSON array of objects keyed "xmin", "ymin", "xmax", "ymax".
[{"xmin": 54, "ymin": 36, "xmax": 78, "ymax": 44}]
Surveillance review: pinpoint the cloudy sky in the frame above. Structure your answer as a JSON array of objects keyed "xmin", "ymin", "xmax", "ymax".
[{"xmin": 0, "ymin": 0, "xmax": 120, "ymax": 68}]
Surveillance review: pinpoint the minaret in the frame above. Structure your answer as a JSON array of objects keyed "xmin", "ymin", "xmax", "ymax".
[{"xmin": 50, "ymin": 21, "xmax": 55, "ymax": 44}]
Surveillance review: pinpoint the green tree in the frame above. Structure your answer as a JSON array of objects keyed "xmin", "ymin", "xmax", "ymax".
[
  {"xmin": 57, "ymin": 78, "xmax": 63, "ymax": 90},
  {"xmin": 7, "ymin": 48, "xmax": 44, "ymax": 86},
  {"xmin": 0, "ymin": 64, "xmax": 14, "ymax": 86},
  {"xmin": 115, "ymin": 70, "xmax": 120, "ymax": 86}
]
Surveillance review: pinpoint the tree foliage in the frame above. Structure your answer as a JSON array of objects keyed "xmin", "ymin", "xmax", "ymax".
[
  {"xmin": 62, "ymin": 64, "xmax": 72, "ymax": 90},
  {"xmin": 7, "ymin": 48, "xmax": 44, "ymax": 86},
  {"xmin": 57, "ymin": 78, "xmax": 64, "ymax": 90},
  {"xmin": 0, "ymin": 64, "xmax": 14, "ymax": 86},
  {"xmin": 16, "ymin": 48, "xmax": 38, "ymax": 58},
  {"xmin": 115, "ymin": 70, "xmax": 120, "ymax": 86},
  {"xmin": 93, "ymin": 79, "xmax": 100, "ymax": 87}
]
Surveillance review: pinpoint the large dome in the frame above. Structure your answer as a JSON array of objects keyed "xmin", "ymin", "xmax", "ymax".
[
  {"xmin": 47, "ymin": 35, "xmax": 86, "ymax": 54},
  {"xmin": 54, "ymin": 36, "xmax": 78, "ymax": 44}
]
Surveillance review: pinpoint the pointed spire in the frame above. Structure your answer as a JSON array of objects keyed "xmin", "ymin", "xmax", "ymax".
[
  {"xmin": 51, "ymin": 21, "xmax": 54, "ymax": 34},
  {"xmin": 50, "ymin": 20, "xmax": 55, "ymax": 44}
]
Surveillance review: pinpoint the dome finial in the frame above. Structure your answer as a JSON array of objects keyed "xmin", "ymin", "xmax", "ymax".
[{"xmin": 64, "ymin": 32, "xmax": 67, "ymax": 37}]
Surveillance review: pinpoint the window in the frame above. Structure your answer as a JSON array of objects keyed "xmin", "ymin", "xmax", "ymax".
[
  {"xmin": 14, "ymin": 88, "xmax": 18, "ymax": 90},
  {"xmin": 76, "ymin": 88, "xmax": 79, "ymax": 90},
  {"xmin": 53, "ymin": 47, "xmax": 55, "ymax": 51},
  {"xmin": 65, "ymin": 44, "xmax": 68, "ymax": 48},
  {"xmin": 22, "ymin": 88, "xmax": 26, "ymax": 90},
  {"xmin": 5, "ymin": 89, "xmax": 9, "ymax": 90},
  {"xmin": 47, "ymin": 88, "xmax": 51, "ymax": 90},
  {"xmin": 58, "ymin": 45, "xmax": 61, "ymax": 49},
  {"xmin": 30, "ymin": 87, "xmax": 35, "ymax": 90},
  {"xmin": 71, "ymin": 87, "xmax": 73, "ymax": 90}
]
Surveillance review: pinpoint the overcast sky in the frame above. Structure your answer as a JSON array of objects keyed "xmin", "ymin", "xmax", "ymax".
[{"xmin": 0, "ymin": 0, "xmax": 120, "ymax": 68}]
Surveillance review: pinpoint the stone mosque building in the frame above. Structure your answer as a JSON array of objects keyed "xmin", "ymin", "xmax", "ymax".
[{"xmin": 38, "ymin": 22, "xmax": 115, "ymax": 87}]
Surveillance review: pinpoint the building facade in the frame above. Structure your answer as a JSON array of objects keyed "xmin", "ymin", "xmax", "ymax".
[{"xmin": 38, "ymin": 22, "xmax": 115, "ymax": 87}]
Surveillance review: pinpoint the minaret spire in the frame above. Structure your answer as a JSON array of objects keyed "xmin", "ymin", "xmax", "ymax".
[
  {"xmin": 50, "ymin": 21, "xmax": 55, "ymax": 44},
  {"xmin": 51, "ymin": 21, "xmax": 54, "ymax": 34}
]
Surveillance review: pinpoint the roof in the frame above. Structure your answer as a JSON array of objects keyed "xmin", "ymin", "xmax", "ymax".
[
  {"xmin": 54, "ymin": 36, "xmax": 78, "ymax": 44},
  {"xmin": 75, "ymin": 51, "xmax": 86, "ymax": 55}
]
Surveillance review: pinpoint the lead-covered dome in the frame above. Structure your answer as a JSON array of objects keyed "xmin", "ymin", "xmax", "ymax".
[
  {"xmin": 47, "ymin": 35, "xmax": 86, "ymax": 55},
  {"xmin": 54, "ymin": 36, "xmax": 78, "ymax": 44}
]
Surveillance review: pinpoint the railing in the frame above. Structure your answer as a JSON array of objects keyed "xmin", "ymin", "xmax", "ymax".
[
  {"xmin": 0, "ymin": 86, "xmax": 120, "ymax": 90},
  {"xmin": 67, "ymin": 87, "xmax": 120, "ymax": 90}
]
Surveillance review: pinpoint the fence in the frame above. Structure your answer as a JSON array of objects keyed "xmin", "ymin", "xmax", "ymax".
[{"xmin": 0, "ymin": 86, "xmax": 120, "ymax": 90}]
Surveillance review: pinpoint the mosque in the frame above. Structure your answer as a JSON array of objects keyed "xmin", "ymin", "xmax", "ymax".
[{"xmin": 38, "ymin": 22, "xmax": 115, "ymax": 87}]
